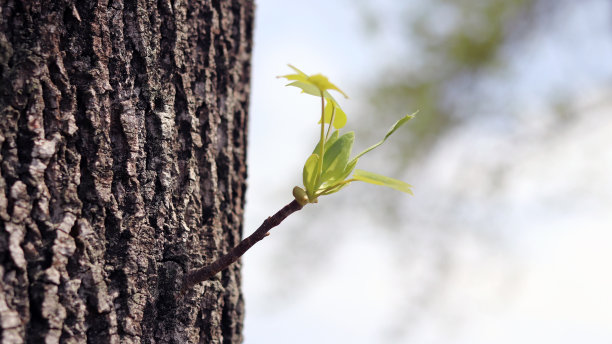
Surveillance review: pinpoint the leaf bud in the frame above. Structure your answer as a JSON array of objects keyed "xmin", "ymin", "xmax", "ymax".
[{"xmin": 292, "ymin": 186, "xmax": 309, "ymax": 206}]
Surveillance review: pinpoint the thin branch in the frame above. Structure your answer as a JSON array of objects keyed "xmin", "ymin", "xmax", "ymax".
[{"xmin": 180, "ymin": 199, "xmax": 304, "ymax": 296}]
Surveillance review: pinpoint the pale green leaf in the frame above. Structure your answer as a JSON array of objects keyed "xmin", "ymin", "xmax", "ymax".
[
  {"xmin": 286, "ymin": 82, "xmax": 341, "ymax": 109},
  {"xmin": 316, "ymin": 158, "xmax": 358, "ymax": 196},
  {"xmin": 353, "ymin": 169, "xmax": 413, "ymax": 195},
  {"xmin": 287, "ymin": 65, "xmax": 347, "ymax": 98},
  {"xmin": 280, "ymin": 74, "xmax": 308, "ymax": 82},
  {"xmin": 319, "ymin": 101, "xmax": 347, "ymax": 129},
  {"xmin": 312, "ymin": 130, "xmax": 340, "ymax": 155},
  {"xmin": 323, "ymin": 91, "xmax": 341, "ymax": 107},
  {"xmin": 318, "ymin": 159, "xmax": 359, "ymax": 196},
  {"xmin": 320, "ymin": 132, "xmax": 354, "ymax": 185},
  {"xmin": 349, "ymin": 112, "xmax": 417, "ymax": 164},
  {"xmin": 302, "ymin": 154, "xmax": 319, "ymax": 197},
  {"xmin": 287, "ymin": 64, "xmax": 308, "ymax": 77},
  {"xmin": 334, "ymin": 158, "xmax": 358, "ymax": 184},
  {"xmin": 279, "ymin": 65, "xmax": 311, "ymax": 90},
  {"xmin": 279, "ymin": 65, "xmax": 347, "ymax": 104},
  {"xmin": 286, "ymin": 80, "xmax": 321, "ymax": 97},
  {"xmin": 319, "ymin": 181, "xmax": 352, "ymax": 196},
  {"xmin": 308, "ymin": 74, "xmax": 348, "ymax": 98}
]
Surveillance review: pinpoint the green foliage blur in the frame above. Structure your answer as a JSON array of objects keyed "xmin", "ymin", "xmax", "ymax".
[{"xmin": 357, "ymin": 0, "xmax": 543, "ymax": 161}]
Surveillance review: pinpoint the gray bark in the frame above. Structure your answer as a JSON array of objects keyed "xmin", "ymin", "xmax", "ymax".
[{"xmin": 0, "ymin": 0, "xmax": 253, "ymax": 342}]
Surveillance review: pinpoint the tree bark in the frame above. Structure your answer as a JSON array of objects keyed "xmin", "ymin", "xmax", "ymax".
[{"xmin": 0, "ymin": 0, "xmax": 253, "ymax": 343}]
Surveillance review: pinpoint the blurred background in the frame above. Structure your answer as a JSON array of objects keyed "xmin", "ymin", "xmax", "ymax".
[{"xmin": 242, "ymin": 0, "xmax": 612, "ymax": 343}]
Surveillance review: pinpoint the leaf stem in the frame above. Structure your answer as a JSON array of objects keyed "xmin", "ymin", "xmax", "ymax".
[
  {"xmin": 318, "ymin": 92, "xmax": 325, "ymax": 179},
  {"xmin": 315, "ymin": 91, "xmax": 325, "ymax": 184},
  {"xmin": 180, "ymin": 200, "xmax": 304, "ymax": 296},
  {"xmin": 325, "ymin": 104, "xmax": 336, "ymax": 141}
]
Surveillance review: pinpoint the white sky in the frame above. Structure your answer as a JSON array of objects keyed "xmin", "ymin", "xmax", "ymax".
[{"xmin": 243, "ymin": 1, "xmax": 612, "ymax": 343}]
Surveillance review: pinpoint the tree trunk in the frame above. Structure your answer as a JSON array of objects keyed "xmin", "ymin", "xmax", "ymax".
[{"xmin": 0, "ymin": 0, "xmax": 253, "ymax": 342}]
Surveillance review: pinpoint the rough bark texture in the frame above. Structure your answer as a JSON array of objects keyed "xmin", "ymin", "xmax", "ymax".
[{"xmin": 0, "ymin": 0, "xmax": 253, "ymax": 343}]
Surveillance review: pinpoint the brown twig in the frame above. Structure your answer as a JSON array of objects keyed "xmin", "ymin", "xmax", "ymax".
[{"xmin": 180, "ymin": 199, "xmax": 304, "ymax": 296}]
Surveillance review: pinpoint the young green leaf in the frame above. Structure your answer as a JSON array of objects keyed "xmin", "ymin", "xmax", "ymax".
[
  {"xmin": 283, "ymin": 65, "xmax": 348, "ymax": 98},
  {"xmin": 349, "ymin": 112, "xmax": 417, "ymax": 164},
  {"xmin": 319, "ymin": 180, "xmax": 352, "ymax": 196},
  {"xmin": 287, "ymin": 64, "xmax": 308, "ymax": 77},
  {"xmin": 308, "ymin": 74, "xmax": 348, "ymax": 98},
  {"xmin": 279, "ymin": 65, "xmax": 348, "ymax": 103},
  {"xmin": 303, "ymin": 154, "xmax": 319, "ymax": 197},
  {"xmin": 280, "ymin": 64, "xmax": 416, "ymax": 203},
  {"xmin": 315, "ymin": 157, "xmax": 358, "ymax": 196},
  {"xmin": 286, "ymin": 80, "xmax": 321, "ymax": 97},
  {"xmin": 320, "ymin": 132, "xmax": 354, "ymax": 185},
  {"xmin": 353, "ymin": 169, "xmax": 413, "ymax": 195},
  {"xmin": 333, "ymin": 158, "xmax": 358, "ymax": 185},
  {"xmin": 319, "ymin": 101, "xmax": 347, "ymax": 129},
  {"xmin": 312, "ymin": 130, "xmax": 340, "ymax": 155},
  {"xmin": 284, "ymin": 81, "xmax": 343, "ymax": 117}
]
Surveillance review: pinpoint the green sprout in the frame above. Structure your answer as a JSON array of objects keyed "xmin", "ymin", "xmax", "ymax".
[
  {"xmin": 279, "ymin": 65, "xmax": 415, "ymax": 206},
  {"xmin": 180, "ymin": 65, "xmax": 416, "ymax": 296}
]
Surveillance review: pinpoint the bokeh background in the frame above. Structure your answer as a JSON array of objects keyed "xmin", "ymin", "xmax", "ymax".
[{"xmin": 242, "ymin": 0, "xmax": 612, "ymax": 343}]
